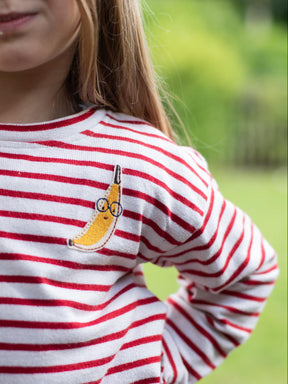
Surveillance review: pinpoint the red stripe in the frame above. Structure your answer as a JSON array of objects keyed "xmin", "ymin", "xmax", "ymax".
[
  {"xmin": 98, "ymin": 248, "xmax": 136, "ymax": 260},
  {"xmin": 140, "ymin": 236, "xmax": 168, "ymax": 254},
  {"xmin": 0, "ymin": 210, "xmax": 85, "ymax": 227},
  {"xmin": 3, "ymin": 230, "xmax": 136, "ymax": 260},
  {"xmin": 133, "ymin": 271, "xmax": 144, "ymax": 277},
  {"xmin": 162, "ymin": 338, "xmax": 178, "ymax": 383},
  {"xmin": 221, "ymin": 290, "xmax": 267, "ymax": 303},
  {"xmin": 0, "ymin": 195, "xmax": 180, "ymax": 245},
  {"xmin": 0, "ymin": 328, "xmax": 128, "ymax": 352},
  {"xmin": 182, "ymin": 357, "xmax": 202, "ymax": 381},
  {"xmin": 0, "ymin": 107, "xmax": 96, "ymax": 131},
  {"xmin": 205, "ymin": 315, "xmax": 240, "ymax": 347},
  {"xmin": 241, "ymin": 279, "xmax": 276, "ymax": 286},
  {"xmin": 121, "ymin": 335, "xmax": 162, "ymax": 350},
  {"xmin": 186, "ymin": 186, "xmax": 216, "ymax": 243},
  {"xmin": 0, "ymin": 231, "xmax": 65, "ymax": 245},
  {"xmin": 254, "ymin": 264, "xmax": 278, "ymax": 276},
  {"xmin": 0, "ymin": 150, "xmax": 205, "ymax": 213},
  {"xmin": 0, "ymin": 150, "xmax": 112, "ymax": 171},
  {"xmin": 216, "ymin": 318, "xmax": 252, "ymax": 333},
  {"xmin": 36, "ymin": 141, "xmax": 207, "ymax": 208},
  {"xmin": 0, "ymin": 188, "xmax": 94, "ymax": 209},
  {"xmin": 0, "ymin": 355, "xmax": 114, "ymax": 375},
  {"xmin": 0, "ymin": 175, "xmax": 199, "ymax": 232},
  {"xmin": 0, "ymin": 320, "xmax": 163, "ymax": 352},
  {"xmin": 195, "ymin": 206, "xmax": 237, "ymax": 265},
  {"xmin": 0, "ymin": 253, "xmax": 129, "ymax": 273},
  {"xmin": 0, "ymin": 150, "xmax": 206, "ymax": 216},
  {"xmin": 123, "ymin": 168, "xmax": 205, "ymax": 214},
  {"xmin": 158, "ymin": 197, "xmax": 228, "ymax": 266},
  {"xmin": 131, "ymin": 314, "xmax": 167, "ymax": 329},
  {"xmin": 221, "ymin": 333, "xmax": 240, "ymax": 347},
  {"xmin": 181, "ymin": 210, "xmax": 246, "ymax": 278},
  {"xmin": 3, "ymin": 209, "xmax": 180, "ymax": 249},
  {"xmin": 191, "ymin": 299, "xmax": 260, "ymax": 317},
  {"xmin": 258, "ymin": 236, "xmax": 266, "ymax": 269},
  {"xmin": 158, "ymin": 193, "xmax": 224, "ymax": 266},
  {"xmin": 0, "ymin": 150, "xmax": 203, "ymax": 214},
  {"xmin": 132, "ymin": 378, "xmax": 160, "ymax": 384},
  {"xmin": 191, "ymin": 149, "xmax": 203, "ymax": 161},
  {"xmin": 0, "ymin": 169, "xmax": 107, "ymax": 189},
  {"xmin": 168, "ymin": 298, "xmax": 227, "ymax": 358},
  {"xmin": 115, "ymin": 229, "xmax": 139, "ymax": 243},
  {"xmin": 123, "ymin": 187, "xmax": 196, "ymax": 233},
  {"xmin": 0, "ymin": 284, "xmax": 135, "ymax": 312},
  {"xmin": 166, "ymin": 319, "xmax": 216, "ymax": 370},
  {"xmin": 106, "ymin": 113, "xmax": 155, "ymax": 128},
  {"xmin": 188, "ymin": 195, "xmax": 225, "ymax": 249},
  {"xmin": 0, "ymin": 297, "xmax": 159, "ymax": 329},
  {"xmin": 85, "ymin": 128, "xmax": 209, "ymax": 191},
  {"xmin": 106, "ymin": 356, "xmax": 161, "ymax": 375},
  {"xmin": 212, "ymin": 219, "xmax": 253, "ymax": 291},
  {"xmin": 187, "ymin": 149, "xmax": 211, "ymax": 176},
  {"xmin": 0, "ymin": 275, "xmax": 110, "ymax": 292},
  {"xmin": 125, "ymin": 210, "xmax": 181, "ymax": 246}
]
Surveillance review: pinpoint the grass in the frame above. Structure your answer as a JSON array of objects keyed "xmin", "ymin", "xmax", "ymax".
[{"xmin": 143, "ymin": 166, "xmax": 287, "ymax": 383}]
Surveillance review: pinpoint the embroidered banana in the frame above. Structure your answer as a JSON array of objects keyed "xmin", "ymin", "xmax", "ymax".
[{"xmin": 67, "ymin": 165, "xmax": 123, "ymax": 252}]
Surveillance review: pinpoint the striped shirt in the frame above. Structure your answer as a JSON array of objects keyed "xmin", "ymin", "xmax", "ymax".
[{"xmin": 0, "ymin": 107, "xmax": 278, "ymax": 383}]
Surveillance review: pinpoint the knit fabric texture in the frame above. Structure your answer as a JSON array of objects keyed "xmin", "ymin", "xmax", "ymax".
[{"xmin": 0, "ymin": 108, "xmax": 278, "ymax": 383}]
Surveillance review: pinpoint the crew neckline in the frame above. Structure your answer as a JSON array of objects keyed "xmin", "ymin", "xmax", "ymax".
[{"xmin": 0, "ymin": 107, "xmax": 106, "ymax": 146}]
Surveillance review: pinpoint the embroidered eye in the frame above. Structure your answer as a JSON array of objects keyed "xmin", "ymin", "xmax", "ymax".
[
  {"xmin": 96, "ymin": 198, "xmax": 109, "ymax": 213},
  {"xmin": 110, "ymin": 202, "xmax": 123, "ymax": 217}
]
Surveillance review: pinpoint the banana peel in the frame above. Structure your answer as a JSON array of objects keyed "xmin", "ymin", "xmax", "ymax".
[{"xmin": 67, "ymin": 165, "xmax": 123, "ymax": 252}]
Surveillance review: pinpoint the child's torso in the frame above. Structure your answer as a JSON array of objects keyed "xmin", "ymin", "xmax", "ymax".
[{"xmin": 0, "ymin": 110, "xmax": 171, "ymax": 383}]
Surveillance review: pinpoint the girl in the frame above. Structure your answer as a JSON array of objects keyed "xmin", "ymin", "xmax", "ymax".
[{"xmin": 0, "ymin": 1, "xmax": 278, "ymax": 383}]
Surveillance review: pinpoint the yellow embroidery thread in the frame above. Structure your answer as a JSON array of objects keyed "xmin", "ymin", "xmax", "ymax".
[{"xmin": 67, "ymin": 165, "xmax": 122, "ymax": 252}]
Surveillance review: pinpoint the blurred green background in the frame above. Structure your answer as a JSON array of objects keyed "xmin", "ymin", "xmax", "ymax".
[{"xmin": 142, "ymin": 1, "xmax": 287, "ymax": 383}]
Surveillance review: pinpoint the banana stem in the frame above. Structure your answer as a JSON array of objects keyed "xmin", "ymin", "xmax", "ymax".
[{"xmin": 114, "ymin": 165, "xmax": 121, "ymax": 185}]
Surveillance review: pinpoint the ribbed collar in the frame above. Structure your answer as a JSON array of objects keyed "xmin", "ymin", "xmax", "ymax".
[{"xmin": 0, "ymin": 107, "xmax": 106, "ymax": 144}]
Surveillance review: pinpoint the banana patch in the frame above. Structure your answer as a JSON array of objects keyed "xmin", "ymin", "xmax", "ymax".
[{"xmin": 67, "ymin": 165, "xmax": 123, "ymax": 252}]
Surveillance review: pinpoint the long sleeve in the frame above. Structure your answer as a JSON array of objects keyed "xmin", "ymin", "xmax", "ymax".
[{"xmin": 140, "ymin": 149, "xmax": 279, "ymax": 383}]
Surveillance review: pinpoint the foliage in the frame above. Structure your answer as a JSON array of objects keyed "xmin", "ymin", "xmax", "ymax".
[
  {"xmin": 233, "ymin": 0, "xmax": 288, "ymax": 24},
  {"xmin": 143, "ymin": 0, "xmax": 287, "ymax": 166}
]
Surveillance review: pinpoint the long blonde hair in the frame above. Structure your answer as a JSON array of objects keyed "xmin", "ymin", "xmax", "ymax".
[{"xmin": 69, "ymin": 0, "xmax": 174, "ymax": 139}]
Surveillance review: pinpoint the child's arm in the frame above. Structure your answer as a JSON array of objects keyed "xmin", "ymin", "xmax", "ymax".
[{"xmin": 141, "ymin": 149, "xmax": 279, "ymax": 383}]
